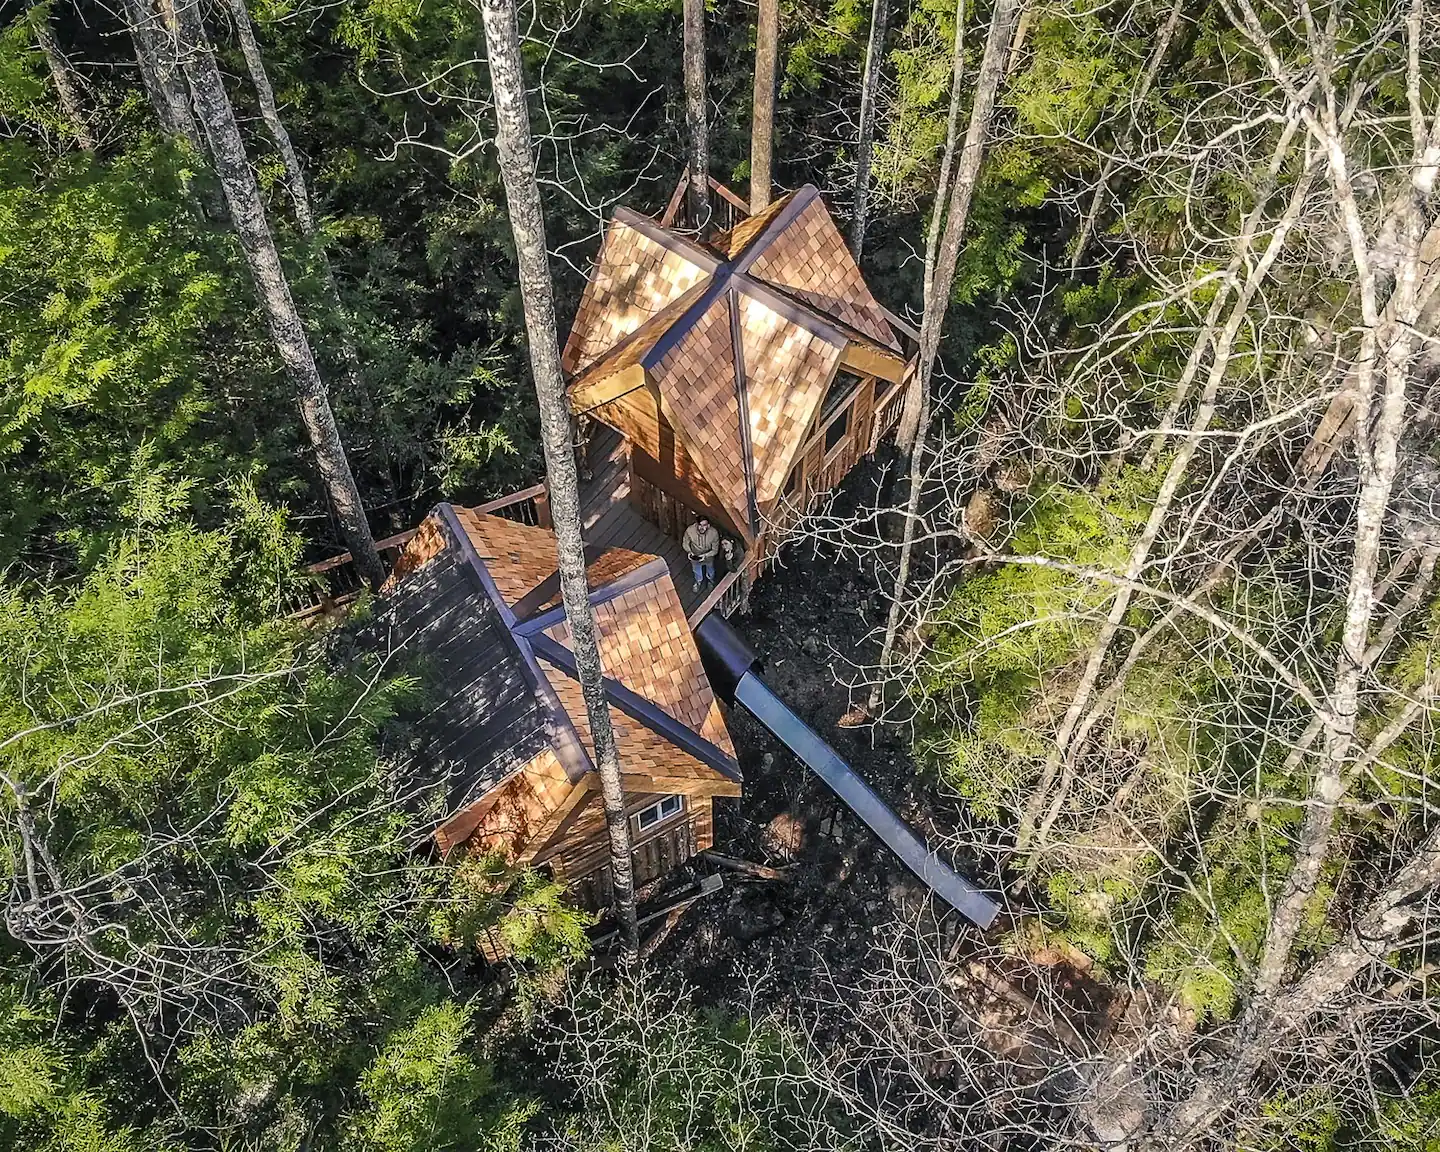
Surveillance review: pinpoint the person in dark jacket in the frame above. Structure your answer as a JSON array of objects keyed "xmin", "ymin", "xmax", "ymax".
[{"xmin": 683, "ymin": 517, "xmax": 719, "ymax": 590}]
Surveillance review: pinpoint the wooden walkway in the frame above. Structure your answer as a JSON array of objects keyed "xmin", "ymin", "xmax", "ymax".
[{"xmin": 580, "ymin": 426, "xmax": 710, "ymax": 619}]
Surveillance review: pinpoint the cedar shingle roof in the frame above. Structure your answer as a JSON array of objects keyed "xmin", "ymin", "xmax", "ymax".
[
  {"xmin": 369, "ymin": 504, "xmax": 740, "ymax": 857},
  {"xmin": 564, "ymin": 186, "xmax": 904, "ymax": 537}
]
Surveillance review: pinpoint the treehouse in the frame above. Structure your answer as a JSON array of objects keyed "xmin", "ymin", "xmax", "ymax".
[
  {"xmin": 362, "ymin": 503, "xmax": 741, "ymax": 911},
  {"xmin": 311, "ymin": 179, "xmax": 931, "ymax": 923},
  {"xmin": 566, "ymin": 181, "xmax": 920, "ymax": 622}
]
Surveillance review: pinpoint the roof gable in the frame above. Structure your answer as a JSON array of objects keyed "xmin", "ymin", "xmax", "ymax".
[
  {"xmin": 374, "ymin": 505, "xmax": 740, "ymax": 852},
  {"xmin": 564, "ymin": 186, "xmax": 906, "ymax": 528}
]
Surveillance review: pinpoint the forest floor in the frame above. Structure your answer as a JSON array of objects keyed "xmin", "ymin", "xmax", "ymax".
[{"xmin": 641, "ymin": 457, "xmax": 1002, "ymax": 1016}]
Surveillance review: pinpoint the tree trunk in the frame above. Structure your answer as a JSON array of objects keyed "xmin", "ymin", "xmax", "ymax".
[
  {"xmin": 34, "ymin": 14, "xmax": 97, "ymax": 149},
  {"xmin": 223, "ymin": 0, "xmax": 316, "ymax": 234},
  {"xmin": 870, "ymin": 0, "xmax": 1018, "ymax": 713},
  {"xmin": 849, "ymin": 0, "xmax": 890, "ymax": 258},
  {"xmin": 120, "ymin": 0, "xmax": 205, "ymax": 152},
  {"xmin": 224, "ymin": 0, "xmax": 375, "ymax": 465},
  {"xmin": 682, "ymin": 0, "xmax": 710, "ymax": 228},
  {"xmin": 170, "ymin": 0, "xmax": 383, "ymax": 588},
  {"xmin": 749, "ymin": 0, "xmax": 779, "ymax": 214},
  {"xmin": 478, "ymin": 0, "xmax": 639, "ymax": 956}
]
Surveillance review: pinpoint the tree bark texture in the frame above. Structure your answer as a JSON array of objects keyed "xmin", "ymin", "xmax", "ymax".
[
  {"xmin": 478, "ymin": 0, "xmax": 639, "ymax": 956},
  {"xmin": 870, "ymin": 0, "xmax": 1017, "ymax": 713},
  {"xmin": 223, "ymin": 0, "xmax": 316, "ymax": 234},
  {"xmin": 170, "ymin": 0, "xmax": 384, "ymax": 588},
  {"xmin": 749, "ymin": 0, "xmax": 779, "ymax": 214},
  {"xmin": 224, "ymin": 0, "xmax": 374, "ymax": 455},
  {"xmin": 893, "ymin": 0, "xmax": 1019, "ymax": 456},
  {"xmin": 682, "ymin": 0, "xmax": 710, "ymax": 228},
  {"xmin": 849, "ymin": 0, "xmax": 889, "ymax": 258},
  {"xmin": 121, "ymin": 0, "xmax": 205, "ymax": 152},
  {"xmin": 35, "ymin": 14, "xmax": 97, "ymax": 149}
]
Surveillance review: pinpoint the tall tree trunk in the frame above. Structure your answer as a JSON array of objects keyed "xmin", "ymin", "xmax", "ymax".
[
  {"xmin": 120, "ymin": 0, "xmax": 204, "ymax": 151},
  {"xmin": 1068, "ymin": 0, "xmax": 1184, "ymax": 273},
  {"xmin": 682, "ymin": 0, "xmax": 710, "ymax": 228},
  {"xmin": 169, "ymin": 0, "xmax": 383, "ymax": 588},
  {"xmin": 849, "ymin": 0, "xmax": 889, "ymax": 258},
  {"xmin": 749, "ymin": 0, "xmax": 779, "ymax": 214},
  {"xmin": 478, "ymin": 0, "xmax": 639, "ymax": 956},
  {"xmin": 869, "ymin": 0, "xmax": 1019, "ymax": 714},
  {"xmin": 34, "ymin": 12, "xmax": 97, "ymax": 149},
  {"xmin": 224, "ymin": 0, "xmax": 374, "ymax": 468},
  {"xmin": 222, "ymin": 0, "xmax": 315, "ymax": 234}
]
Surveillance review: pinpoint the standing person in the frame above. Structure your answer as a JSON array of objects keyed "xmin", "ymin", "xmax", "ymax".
[{"xmin": 684, "ymin": 516, "xmax": 719, "ymax": 589}]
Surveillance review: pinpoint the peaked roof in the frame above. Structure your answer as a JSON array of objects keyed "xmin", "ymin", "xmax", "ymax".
[
  {"xmin": 364, "ymin": 505, "xmax": 739, "ymax": 845},
  {"xmin": 563, "ymin": 187, "xmax": 906, "ymax": 537}
]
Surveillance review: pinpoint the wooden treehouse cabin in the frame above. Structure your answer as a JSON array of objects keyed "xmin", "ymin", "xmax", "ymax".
[
  {"xmin": 359, "ymin": 503, "xmax": 741, "ymax": 911},
  {"xmin": 565, "ymin": 180, "xmax": 920, "ymax": 623},
  {"xmin": 303, "ymin": 177, "xmax": 921, "ymax": 921}
]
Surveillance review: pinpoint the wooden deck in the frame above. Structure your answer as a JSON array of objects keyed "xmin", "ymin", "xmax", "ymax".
[{"xmin": 580, "ymin": 425, "xmax": 714, "ymax": 619}]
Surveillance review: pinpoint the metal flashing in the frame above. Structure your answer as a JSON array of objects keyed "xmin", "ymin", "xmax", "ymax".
[
  {"xmin": 529, "ymin": 632, "xmax": 743, "ymax": 784},
  {"xmin": 512, "ymin": 556, "xmax": 671, "ymax": 636}
]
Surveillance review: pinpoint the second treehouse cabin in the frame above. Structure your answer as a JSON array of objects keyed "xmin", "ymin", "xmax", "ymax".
[{"xmin": 565, "ymin": 180, "xmax": 919, "ymax": 624}]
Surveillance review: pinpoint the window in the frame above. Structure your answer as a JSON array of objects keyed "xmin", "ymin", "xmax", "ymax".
[
  {"xmin": 634, "ymin": 794, "xmax": 684, "ymax": 833},
  {"xmin": 824, "ymin": 407, "xmax": 849, "ymax": 452},
  {"xmin": 820, "ymin": 370, "xmax": 863, "ymax": 424}
]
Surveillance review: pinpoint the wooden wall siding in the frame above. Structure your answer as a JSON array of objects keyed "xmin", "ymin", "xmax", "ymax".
[
  {"xmin": 692, "ymin": 795, "xmax": 715, "ymax": 852},
  {"xmin": 745, "ymin": 196, "xmax": 898, "ymax": 350},
  {"xmin": 437, "ymin": 748, "xmax": 571, "ymax": 856},
  {"xmin": 649, "ymin": 295, "xmax": 752, "ymax": 532},
  {"xmin": 738, "ymin": 292, "xmax": 844, "ymax": 503},
  {"xmin": 565, "ymin": 813, "xmax": 702, "ymax": 909},
  {"xmin": 562, "ymin": 218, "xmax": 707, "ymax": 375},
  {"xmin": 632, "ymin": 438, "xmax": 740, "ymax": 539}
]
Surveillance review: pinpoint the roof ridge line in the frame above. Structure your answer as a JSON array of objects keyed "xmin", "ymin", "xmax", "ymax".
[
  {"xmin": 435, "ymin": 502, "xmax": 595, "ymax": 784},
  {"xmin": 731, "ymin": 184, "xmax": 818, "ymax": 273},
  {"xmin": 530, "ymin": 632, "xmax": 742, "ymax": 784},
  {"xmin": 512, "ymin": 555, "xmax": 671, "ymax": 636},
  {"xmin": 726, "ymin": 288, "xmax": 761, "ymax": 536}
]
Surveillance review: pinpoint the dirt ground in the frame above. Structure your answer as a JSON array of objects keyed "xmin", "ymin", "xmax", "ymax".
[{"xmin": 638, "ymin": 459, "xmax": 1006, "ymax": 1015}]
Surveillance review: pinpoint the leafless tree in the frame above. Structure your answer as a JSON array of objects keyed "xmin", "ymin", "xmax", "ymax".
[
  {"xmin": 478, "ymin": 0, "xmax": 639, "ymax": 955},
  {"xmin": 868, "ymin": 0, "xmax": 1025, "ymax": 715}
]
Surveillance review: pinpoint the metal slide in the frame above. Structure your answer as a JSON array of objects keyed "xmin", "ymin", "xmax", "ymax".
[{"xmin": 696, "ymin": 616, "xmax": 1000, "ymax": 930}]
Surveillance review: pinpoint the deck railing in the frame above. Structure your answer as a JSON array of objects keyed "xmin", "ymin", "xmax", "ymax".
[
  {"xmin": 686, "ymin": 563, "xmax": 748, "ymax": 629},
  {"xmin": 290, "ymin": 483, "xmax": 551, "ymax": 622}
]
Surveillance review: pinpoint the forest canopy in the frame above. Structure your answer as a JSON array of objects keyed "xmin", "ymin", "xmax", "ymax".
[{"xmin": 2, "ymin": 0, "xmax": 1439, "ymax": 1148}]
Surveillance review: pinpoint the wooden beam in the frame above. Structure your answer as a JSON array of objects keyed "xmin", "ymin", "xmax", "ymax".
[
  {"xmin": 840, "ymin": 339, "xmax": 907, "ymax": 384},
  {"xmin": 620, "ymin": 773, "xmax": 743, "ymax": 798},
  {"xmin": 570, "ymin": 363, "xmax": 647, "ymax": 414}
]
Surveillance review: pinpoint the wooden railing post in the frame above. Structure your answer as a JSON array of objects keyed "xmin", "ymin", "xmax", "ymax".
[{"xmin": 535, "ymin": 486, "xmax": 552, "ymax": 528}]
